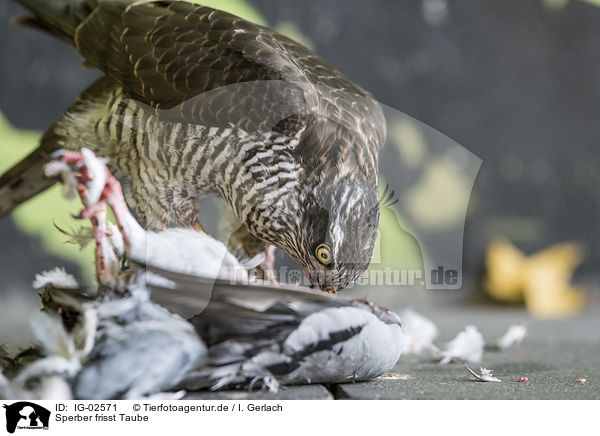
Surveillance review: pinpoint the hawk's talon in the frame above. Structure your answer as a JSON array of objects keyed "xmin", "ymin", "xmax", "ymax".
[
  {"xmin": 79, "ymin": 202, "xmax": 106, "ymax": 219},
  {"xmin": 49, "ymin": 149, "xmax": 66, "ymax": 160},
  {"xmin": 53, "ymin": 150, "xmax": 86, "ymax": 164}
]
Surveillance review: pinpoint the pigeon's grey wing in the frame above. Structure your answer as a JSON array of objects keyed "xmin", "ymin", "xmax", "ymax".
[
  {"xmin": 180, "ymin": 306, "xmax": 404, "ymax": 391},
  {"xmin": 138, "ymin": 260, "xmax": 349, "ymax": 313},
  {"xmin": 137, "ymin": 261, "xmax": 352, "ymax": 342}
]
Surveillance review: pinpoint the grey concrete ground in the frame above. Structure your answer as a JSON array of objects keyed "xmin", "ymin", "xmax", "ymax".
[
  {"xmin": 185, "ymin": 385, "xmax": 333, "ymax": 400},
  {"xmin": 184, "ymin": 287, "xmax": 600, "ymax": 400}
]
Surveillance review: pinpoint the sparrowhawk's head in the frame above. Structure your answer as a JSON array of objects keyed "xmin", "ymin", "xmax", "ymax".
[
  {"xmin": 294, "ymin": 179, "xmax": 380, "ymax": 293},
  {"xmin": 247, "ymin": 109, "xmax": 385, "ymax": 293},
  {"xmin": 255, "ymin": 166, "xmax": 381, "ymax": 293},
  {"xmin": 289, "ymin": 115, "xmax": 383, "ymax": 293}
]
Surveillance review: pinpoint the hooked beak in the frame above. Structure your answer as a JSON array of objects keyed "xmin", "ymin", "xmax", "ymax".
[
  {"xmin": 301, "ymin": 264, "xmax": 338, "ymax": 294},
  {"xmin": 308, "ymin": 283, "xmax": 337, "ymax": 294},
  {"xmin": 322, "ymin": 285, "xmax": 338, "ymax": 294}
]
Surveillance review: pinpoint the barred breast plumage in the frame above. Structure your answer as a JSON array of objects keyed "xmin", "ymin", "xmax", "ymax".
[
  {"xmin": 0, "ymin": 0, "xmax": 386, "ymax": 292},
  {"xmin": 54, "ymin": 80, "xmax": 304, "ymax": 232}
]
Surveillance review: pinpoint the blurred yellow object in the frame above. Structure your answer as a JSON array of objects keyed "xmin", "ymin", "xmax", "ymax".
[
  {"xmin": 484, "ymin": 239, "xmax": 586, "ymax": 318},
  {"xmin": 484, "ymin": 239, "xmax": 526, "ymax": 304}
]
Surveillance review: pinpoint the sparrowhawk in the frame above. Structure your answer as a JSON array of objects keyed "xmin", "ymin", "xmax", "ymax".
[{"xmin": 0, "ymin": 0, "xmax": 387, "ymax": 292}]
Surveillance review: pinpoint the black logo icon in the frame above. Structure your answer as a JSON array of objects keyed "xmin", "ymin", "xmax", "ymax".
[{"xmin": 2, "ymin": 402, "xmax": 50, "ymax": 433}]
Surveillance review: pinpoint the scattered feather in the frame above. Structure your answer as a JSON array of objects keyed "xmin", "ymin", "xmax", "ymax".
[
  {"xmin": 44, "ymin": 160, "xmax": 78, "ymax": 201},
  {"xmin": 15, "ymin": 356, "xmax": 80, "ymax": 384},
  {"xmin": 239, "ymin": 253, "xmax": 266, "ymax": 271},
  {"xmin": 400, "ymin": 309, "xmax": 439, "ymax": 355},
  {"xmin": 54, "ymin": 223, "xmax": 94, "ymax": 250},
  {"xmin": 496, "ymin": 324, "xmax": 528, "ymax": 350},
  {"xmin": 143, "ymin": 271, "xmax": 177, "ymax": 289},
  {"xmin": 33, "ymin": 267, "xmax": 79, "ymax": 289},
  {"xmin": 379, "ymin": 373, "xmax": 413, "ymax": 380},
  {"xmin": 13, "ymin": 311, "xmax": 94, "ymax": 384},
  {"xmin": 440, "ymin": 325, "xmax": 484, "ymax": 365},
  {"xmin": 465, "ymin": 364, "xmax": 501, "ymax": 382}
]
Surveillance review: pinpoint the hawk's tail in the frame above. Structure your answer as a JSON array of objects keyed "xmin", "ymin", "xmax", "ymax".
[
  {"xmin": 11, "ymin": 0, "xmax": 95, "ymax": 42},
  {"xmin": 0, "ymin": 131, "xmax": 60, "ymax": 219}
]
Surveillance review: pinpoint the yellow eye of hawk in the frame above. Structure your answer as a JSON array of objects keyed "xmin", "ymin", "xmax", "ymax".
[{"xmin": 315, "ymin": 243, "xmax": 332, "ymax": 265}]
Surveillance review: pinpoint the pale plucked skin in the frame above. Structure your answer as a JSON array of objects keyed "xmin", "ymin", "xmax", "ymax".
[{"xmin": 129, "ymin": 228, "xmax": 249, "ymax": 282}]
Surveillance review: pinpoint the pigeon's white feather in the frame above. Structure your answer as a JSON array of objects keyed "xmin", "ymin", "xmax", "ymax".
[
  {"xmin": 127, "ymin": 228, "xmax": 248, "ymax": 281},
  {"xmin": 29, "ymin": 312, "xmax": 76, "ymax": 359},
  {"xmin": 464, "ymin": 364, "xmax": 501, "ymax": 382},
  {"xmin": 34, "ymin": 376, "xmax": 73, "ymax": 400},
  {"xmin": 55, "ymin": 224, "xmax": 95, "ymax": 250},
  {"xmin": 15, "ymin": 356, "xmax": 81, "ymax": 383},
  {"xmin": 33, "ymin": 267, "xmax": 79, "ymax": 289},
  {"xmin": 400, "ymin": 308, "xmax": 438, "ymax": 355},
  {"xmin": 496, "ymin": 325, "xmax": 528, "ymax": 350},
  {"xmin": 440, "ymin": 325, "xmax": 484, "ymax": 364}
]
